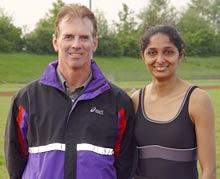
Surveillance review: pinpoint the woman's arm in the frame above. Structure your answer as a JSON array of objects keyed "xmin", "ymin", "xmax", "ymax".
[{"xmin": 189, "ymin": 88, "xmax": 216, "ymax": 179}]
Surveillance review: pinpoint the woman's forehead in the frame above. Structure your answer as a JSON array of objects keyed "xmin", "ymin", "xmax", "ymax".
[{"xmin": 147, "ymin": 33, "xmax": 176, "ymax": 48}]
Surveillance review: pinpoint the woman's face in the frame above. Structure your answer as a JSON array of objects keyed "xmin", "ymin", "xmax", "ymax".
[{"xmin": 143, "ymin": 33, "xmax": 182, "ymax": 81}]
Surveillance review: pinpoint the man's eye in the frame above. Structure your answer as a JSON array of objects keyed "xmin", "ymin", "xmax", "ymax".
[
  {"xmin": 64, "ymin": 35, "xmax": 73, "ymax": 40},
  {"xmin": 80, "ymin": 36, "xmax": 89, "ymax": 41}
]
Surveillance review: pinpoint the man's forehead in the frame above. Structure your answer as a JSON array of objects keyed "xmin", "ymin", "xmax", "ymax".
[
  {"xmin": 61, "ymin": 16, "xmax": 92, "ymax": 26},
  {"xmin": 59, "ymin": 17, "xmax": 93, "ymax": 32}
]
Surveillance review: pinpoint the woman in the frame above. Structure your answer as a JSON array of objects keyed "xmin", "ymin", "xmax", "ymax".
[{"xmin": 131, "ymin": 25, "xmax": 216, "ymax": 179}]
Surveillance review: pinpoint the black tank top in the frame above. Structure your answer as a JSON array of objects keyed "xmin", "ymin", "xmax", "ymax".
[{"xmin": 134, "ymin": 86, "xmax": 198, "ymax": 179}]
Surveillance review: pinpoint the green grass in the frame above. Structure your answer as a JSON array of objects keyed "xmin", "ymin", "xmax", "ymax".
[
  {"xmin": 209, "ymin": 90, "xmax": 220, "ymax": 178},
  {"xmin": 0, "ymin": 83, "xmax": 25, "ymax": 92},
  {"xmin": 0, "ymin": 53, "xmax": 220, "ymax": 83},
  {"xmin": 0, "ymin": 53, "xmax": 56, "ymax": 83},
  {"xmin": 0, "ymin": 97, "xmax": 11, "ymax": 179}
]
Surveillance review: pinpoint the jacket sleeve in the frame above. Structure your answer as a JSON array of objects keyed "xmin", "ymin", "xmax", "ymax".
[
  {"xmin": 4, "ymin": 94, "xmax": 28, "ymax": 179},
  {"xmin": 114, "ymin": 95, "xmax": 136, "ymax": 179}
]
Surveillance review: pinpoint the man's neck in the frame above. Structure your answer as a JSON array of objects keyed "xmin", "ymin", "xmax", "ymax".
[{"xmin": 58, "ymin": 64, "xmax": 91, "ymax": 91}]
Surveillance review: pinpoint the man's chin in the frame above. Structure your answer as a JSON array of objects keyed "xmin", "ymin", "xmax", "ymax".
[{"xmin": 67, "ymin": 60, "xmax": 90, "ymax": 70}]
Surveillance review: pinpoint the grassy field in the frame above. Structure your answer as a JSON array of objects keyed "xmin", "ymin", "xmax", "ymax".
[
  {"xmin": 0, "ymin": 53, "xmax": 220, "ymax": 178},
  {"xmin": 0, "ymin": 53, "xmax": 220, "ymax": 83},
  {"xmin": 0, "ymin": 97, "xmax": 11, "ymax": 179}
]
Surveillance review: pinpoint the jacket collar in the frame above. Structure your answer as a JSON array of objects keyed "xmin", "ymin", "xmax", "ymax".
[{"xmin": 39, "ymin": 60, "xmax": 110, "ymax": 99}]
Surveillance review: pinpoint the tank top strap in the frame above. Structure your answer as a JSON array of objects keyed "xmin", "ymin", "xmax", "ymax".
[
  {"xmin": 183, "ymin": 86, "xmax": 198, "ymax": 106},
  {"xmin": 186, "ymin": 86, "xmax": 198, "ymax": 103},
  {"xmin": 136, "ymin": 88, "xmax": 145, "ymax": 114},
  {"xmin": 137, "ymin": 87, "xmax": 145, "ymax": 112}
]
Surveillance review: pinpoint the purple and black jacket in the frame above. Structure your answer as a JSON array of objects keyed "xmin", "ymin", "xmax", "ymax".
[{"xmin": 5, "ymin": 60, "xmax": 135, "ymax": 179}]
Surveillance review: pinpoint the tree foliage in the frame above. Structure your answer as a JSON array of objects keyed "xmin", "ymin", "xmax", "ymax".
[
  {"xmin": 25, "ymin": 0, "xmax": 64, "ymax": 54},
  {"xmin": 0, "ymin": 8, "xmax": 23, "ymax": 52},
  {"xmin": 94, "ymin": 9, "xmax": 109, "ymax": 38},
  {"xmin": 138, "ymin": 0, "xmax": 177, "ymax": 32},
  {"xmin": 1, "ymin": 0, "xmax": 220, "ymax": 57},
  {"xmin": 113, "ymin": 4, "xmax": 139, "ymax": 57},
  {"xmin": 94, "ymin": 10, "xmax": 123, "ymax": 56},
  {"xmin": 25, "ymin": 19, "xmax": 54, "ymax": 53},
  {"xmin": 96, "ymin": 4, "xmax": 139, "ymax": 57},
  {"xmin": 178, "ymin": 0, "xmax": 220, "ymax": 56},
  {"xmin": 189, "ymin": 0, "xmax": 220, "ymax": 32}
]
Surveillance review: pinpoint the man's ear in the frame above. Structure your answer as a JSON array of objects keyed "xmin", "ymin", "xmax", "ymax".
[
  {"xmin": 92, "ymin": 37, "xmax": 98, "ymax": 52},
  {"xmin": 52, "ymin": 34, "xmax": 58, "ymax": 52}
]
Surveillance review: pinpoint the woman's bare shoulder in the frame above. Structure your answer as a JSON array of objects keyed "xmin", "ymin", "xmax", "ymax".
[
  {"xmin": 189, "ymin": 87, "xmax": 214, "ymax": 123},
  {"xmin": 131, "ymin": 89, "xmax": 141, "ymax": 113}
]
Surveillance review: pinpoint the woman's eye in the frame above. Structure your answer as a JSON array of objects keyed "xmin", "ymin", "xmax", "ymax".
[
  {"xmin": 164, "ymin": 50, "xmax": 174, "ymax": 56},
  {"xmin": 147, "ymin": 51, "xmax": 157, "ymax": 56}
]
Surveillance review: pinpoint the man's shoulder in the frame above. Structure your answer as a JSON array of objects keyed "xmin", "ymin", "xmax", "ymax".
[
  {"xmin": 108, "ymin": 81, "xmax": 131, "ymax": 100},
  {"xmin": 16, "ymin": 79, "xmax": 40, "ymax": 96},
  {"xmin": 108, "ymin": 81, "xmax": 125, "ymax": 93}
]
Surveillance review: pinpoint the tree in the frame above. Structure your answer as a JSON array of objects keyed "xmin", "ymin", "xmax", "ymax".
[
  {"xmin": 189, "ymin": 0, "xmax": 220, "ymax": 33},
  {"xmin": 0, "ymin": 8, "xmax": 23, "ymax": 52},
  {"xmin": 95, "ymin": 35, "xmax": 123, "ymax": 57},
  {"xmin": 178, "ymin": 4, "xmax": 218, "ymax": 56},
  {"xmin": 96, "ymin": 4, "xmax": 139, "ymax": 57},
  {"xmin": 138, "ymin": 0, "xmax": 177, "ymax": 32},
  {"xmin": 178, "ymin": 8, "xmax": 208, "ymax": 32},
  {"xmin": 94, "ymin": 9, "xmax": 109, "ymax": 38},
  {"xmin": 113, "ymin": 3, "xmax": 139, "ymax": 57},
  {"xmin": 114, "ymin": 3, "xmax": 137, "ymax": 35},
  {"xmin": 25, "ymin": 19, "xmax": 54, "ymax": 53},
  {"xmin": 94, "ymin": 10, "xmax": 123, "ymax": 57},
  {"xmin": 25, "ymin": 0, "xmax": 64, "ymax": 54}
]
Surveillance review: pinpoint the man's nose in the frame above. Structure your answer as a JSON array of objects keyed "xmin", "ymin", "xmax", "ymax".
[{"xmin": 71, "ymin": 37, "xmax": 82, "ymax": 49}]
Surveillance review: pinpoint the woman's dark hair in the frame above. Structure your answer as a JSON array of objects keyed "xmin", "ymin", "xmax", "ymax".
[{"xmin": 140, "ymin": 25, "xmax": 185, "ymax": 56}]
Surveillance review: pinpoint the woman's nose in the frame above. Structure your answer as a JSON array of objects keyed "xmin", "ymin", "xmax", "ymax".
[{"xmin": 156, "ymin": 53, "xmax": 165, "ymax": 63}]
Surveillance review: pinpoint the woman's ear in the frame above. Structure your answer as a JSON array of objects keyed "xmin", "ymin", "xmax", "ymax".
[
  {"xmin": 140, "ymin": 51, "xmax": 144, "ymax": 61},
  {"xmin": 178, "ymin": 50, "xmax": 185, "ymax": 63}
]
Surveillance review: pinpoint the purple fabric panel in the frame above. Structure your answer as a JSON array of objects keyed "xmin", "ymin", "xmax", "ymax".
[
  {"xmin": 22, "ymin": 151, "xmax": 65, "ymax": 179},
  {"xmin": 79, "ymin": 60, "xmax": 110, "ymax": 100},
  {"xmin": 21, "ymin": 111, "xmax": 28, "ymax": 147},
  {"xmin": 39, "ymin": 60, "xmax": 64, "ymax": 92},
  {"xmin": 138, "ymin": 145, "xmax": 197, "ymax": 162},
  {"xmin": 79, "ymin": 82, "xmax": 110, "ymax": 100},
  {"xmin": 116, "ymin": 110, "xmax": 121, "ymax": 136},
  {"xmin": 77, "ymin": 151, "xmax": 116, "ymax": 179},
  {"xmin": 86, "ymin": 60, "xmax": 107, "ymax": 90},
  {"xmin": 39, "ymin": 60, "xmax": 110, "ymax": 99}
]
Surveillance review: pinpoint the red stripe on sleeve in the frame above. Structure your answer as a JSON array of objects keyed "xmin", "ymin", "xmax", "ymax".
[
  {"xmin": 16, "ymin": 105, "xmax": 27, "ymax": 158},
  {"xmin": 114, "ymin": 108, "xmax": 127, "ymax": 158}
]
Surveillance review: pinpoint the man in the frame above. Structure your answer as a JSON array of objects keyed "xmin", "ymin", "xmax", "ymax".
[{"xmin": 4, "ymin": 4, "xmax": 135, "ymax": 179}]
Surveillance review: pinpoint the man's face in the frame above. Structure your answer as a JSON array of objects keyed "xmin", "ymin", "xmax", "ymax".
[{"xmin": 53, "ymin": 17, "xmax": 98, "ymax": 71}]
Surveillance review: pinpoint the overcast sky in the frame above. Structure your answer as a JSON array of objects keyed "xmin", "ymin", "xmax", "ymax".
[{"xmin": 0, "ymin": 0, "xmax": 190, "ymax": 32}]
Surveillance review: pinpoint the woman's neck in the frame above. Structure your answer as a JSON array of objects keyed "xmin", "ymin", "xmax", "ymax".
[{"xmin": 150, "ymin": 76, "xmax": 182, "ymax": 97}]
